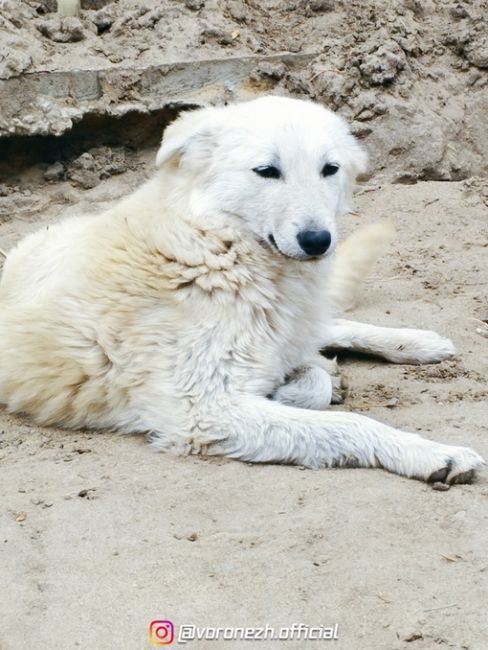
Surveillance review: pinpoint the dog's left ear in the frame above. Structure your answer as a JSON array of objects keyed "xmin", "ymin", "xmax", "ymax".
[
  {"xmin": 337, "ymin": 132, "xmax": 368, "ymax": 215},
  {"xmin": 155, "ymin": 107, "xmax": 222, "ymax": 170},
  {"xmin": 343, "ymin": 137, "xmax": 368, "ymax": 179}
]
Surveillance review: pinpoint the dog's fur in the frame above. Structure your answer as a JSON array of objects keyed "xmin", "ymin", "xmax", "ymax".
[{"xmin": 0, "ymin": 96, "xmax": 483, "ymax": 483}]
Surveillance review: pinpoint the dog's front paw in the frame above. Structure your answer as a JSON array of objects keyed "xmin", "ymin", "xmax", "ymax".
[
  {"xmin": 426, "ymin": 446, "xmax": 485, "ymax": 484},
  {"xmin": 388, "ymin": 330, "xmax": 456, "ymax": 364},
  {"xmin": 413, "ymin": 331, "xmax": 456, "ymax": 364},
  {"xmin": 414, "ymin": 443, "xmax": 485, "ymax": 484},
  {"xmin": 273, "ymin": 365, "xmax": 333, "ymax": 410}
]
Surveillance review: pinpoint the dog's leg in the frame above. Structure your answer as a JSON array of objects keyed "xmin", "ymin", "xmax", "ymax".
[
  {"xmin": 272, "ymin": 357, "xmax": 346, "ymax": 409},
  {"xmin": 323, "ymin": 318, "xmax": 456, "ymax": 364},
  {"xmin": 204, "ymin": 396, "xmax": 483, "ymax": 483},
  {"xmin": 272, "ymin": 365, "xmax": 333, "ymax": 410}
]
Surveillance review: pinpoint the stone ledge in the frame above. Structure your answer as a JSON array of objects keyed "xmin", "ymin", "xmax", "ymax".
[{"xmin": 0, "ymin": 53, "xmax": 315, "ymax": 138}]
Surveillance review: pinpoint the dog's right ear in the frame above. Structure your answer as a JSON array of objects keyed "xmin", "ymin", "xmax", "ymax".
[{"xmin": 155, "ymin": 107, "xmax": 221, "ymax": 170}]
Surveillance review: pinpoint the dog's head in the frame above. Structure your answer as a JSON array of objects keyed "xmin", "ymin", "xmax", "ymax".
[{"xmin": 156, "ymin": 96, "xmax": 367, "ymax": 260}]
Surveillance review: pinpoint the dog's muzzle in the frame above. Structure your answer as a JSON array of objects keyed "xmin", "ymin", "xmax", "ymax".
[{"xmin": 296, "ymin": 230, "xmax": 331, "ymax": 257}]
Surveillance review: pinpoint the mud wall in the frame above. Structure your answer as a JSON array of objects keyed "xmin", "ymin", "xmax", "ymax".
[{"xmin": 1, "ymin": 0, "xmax": 487, "ymax": 182}]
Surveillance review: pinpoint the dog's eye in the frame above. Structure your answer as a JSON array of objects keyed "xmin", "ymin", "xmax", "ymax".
[
  {"xmin": 253, "ymin": 165, "xmax": 282, "ymax": 180},
  {"xmin": 321, "ymin": 163, "xmax": 339, "ymax": 177}
]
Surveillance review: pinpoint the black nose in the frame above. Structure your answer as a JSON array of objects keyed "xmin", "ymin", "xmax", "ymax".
[{"xmin": 296, "ymin": 230, "xmax": 331, "ymax": 257}]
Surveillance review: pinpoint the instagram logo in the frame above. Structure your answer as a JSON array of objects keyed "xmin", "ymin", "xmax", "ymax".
[{"xmin": 149, "ymin": 620, "xmax": 174, "ymax": 645}]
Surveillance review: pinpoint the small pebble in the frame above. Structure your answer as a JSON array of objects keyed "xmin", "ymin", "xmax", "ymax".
[
  {"xmin": 404, "ymin": 631, "xmax": 423, "ymax": 642},
  {"xmin": 432, "ymin": 482, "xmax": 450, "ymax": 491}
]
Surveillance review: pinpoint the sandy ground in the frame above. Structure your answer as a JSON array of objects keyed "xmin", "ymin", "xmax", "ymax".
[
  {"xmin": 0, "ymin": 160, "xmax": 487, "ymax": 649},
  {"xmin": 1, "ymin": 1, "xmax": 487, "ymax": 648}
]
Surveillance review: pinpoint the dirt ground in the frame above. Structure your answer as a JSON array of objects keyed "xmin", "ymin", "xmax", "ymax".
[
  {"xmin": 1, "ymin": 152, "xmax": 487, "ymax": 649},
  {"xmin": 1, "ymin": 1, "xmax": 488, "ymax": 649}
]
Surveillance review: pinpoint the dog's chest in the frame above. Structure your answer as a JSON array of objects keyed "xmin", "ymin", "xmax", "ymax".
[
  {"xmin": 267, "ymin": 270, "xmax": 326, "ymax": 363},
  {"xmin": 224, "ymin": 260, "xmax": 329, "ymax": 393},
  {"xmin": 166, "ymin": 240, "xmax": 331, "ymax": 397}
]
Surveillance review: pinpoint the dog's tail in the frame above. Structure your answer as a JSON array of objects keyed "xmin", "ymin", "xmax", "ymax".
[{"xmin": 328, "ymin": 219, "xmax": 395, "ymax": 312}]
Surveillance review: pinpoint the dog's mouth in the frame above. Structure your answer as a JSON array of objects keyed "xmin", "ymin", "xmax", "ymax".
[
  {"xmin": 268, "ymin": 234, "xmax": 280, "ymax": 252},
  {"xmin": 267, "ymin": 233, "xmax": 293, "ymax": 259},
  {"xmin": 267, "ymin": 233, "xmax": 322, "ymax": 261}
]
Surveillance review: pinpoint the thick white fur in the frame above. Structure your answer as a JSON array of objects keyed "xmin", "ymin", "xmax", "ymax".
[{"xmin": 0, "ymin": 96, "xmax": 483, "ymax": 483}]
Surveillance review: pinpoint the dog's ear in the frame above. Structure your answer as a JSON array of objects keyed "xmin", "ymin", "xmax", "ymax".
[
  {"xmin": 343, "ymin": 137, "xmax": 368, "ymax": 179},
  {"xmin": 155, "ymin": 107, "xmax": 221, "ymax": 170},
  {"xmin": 337, "ymin": 133, "xmax": 368, "ymax": 215}
]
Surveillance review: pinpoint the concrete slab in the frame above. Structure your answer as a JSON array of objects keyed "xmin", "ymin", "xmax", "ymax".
[{"xmin": 0, "ymin": 53, "xmax": 315, "ymax": 137}]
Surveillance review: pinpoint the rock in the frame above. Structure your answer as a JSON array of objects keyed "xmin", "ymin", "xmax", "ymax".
[
  {"xmin": 0, "ymin": 0, "xmax": 37, "ymax": 27},
  {"xmin": 404, "ymin": 0, "xmax": 423, "ymax": 14},
  {"xmin": 404, "ymin": 631, "xmax": 423, "ymax": 642},
  {"xmin": 431, "ymin": 482, "xmax": 450, "ymax": 491},
  {"xmin": 464, "ymin": 36, "xmax": 488, "ymax": 69},
  {"xmin": 91, "ymin": 5, "xmax": 116, "ymax": 32},
  {"xmin": 449, "ymin": 4, "xmax": 469, "ymax": 20},
  {"xmin": 0, "ymin": 184, "xmax": 13, "ymax": 197},
  {"xmin": 311, "ymin": 68, "xmax": 357, "ymax": 110},
  {"xmin": 227, "ymin": 1, "xmax": 247, "ymax": 22},
  {"xmin": 67, "ymin": 152, "xmax": 98, "ymax": 189},
  {"xmin": 66, "ymin": 147, "xmax": 130, "ymax": 189},
  {"xmin": 71, "ymin": 152, "xmax": 96, "ymax": 171},
  {"xmin": 44, "ymin": 162, "xmax": 65, "ymax": 182},
  {"xmin": 23, "ymin": 0, "xmax": 57, "ymax": 13},
  {"xmin": 200, "ymin": 28, "xmax": 234, "ymax": 46},
  {"xmin": 77, "ymin": 488, "xmax": 96, "ymax": 499},
  {"xmin": 0, "ymin": 50, "xmax": 32, "ymax": 80},
  {"xmin": 37, "ymin": 16, "xmax": 86, "ymax": 42},
  {"xmin": 350, "ymin": 123, "xmax": 373, "ymax": 138},
  {"xmin": 137, "ymin": 8, "xmax": 164, "ymax": 29},
  {"xmin": 359, "ymin": 40, "xmax": 407, "ymax": 85},
  {"xmin": 308, "ymin": 0, "xmax": 335, "ymax": 12},
  {"xmin": 81, "ymin": 0, "xmax": 112, "ymax": 8},
  {"xmin": 285, "ymin": 71, "xmax": 314, "ymax": 96},
  {"xmin": 184, "ymin": 0, "xmax": 205, "ymax": 9},
  {"xmin": 393, "ymin": 173, "xmax": 418, "ymax": 185},
  {"xmin": 252, "ymin": 61, "xmax": 286, "ymax": 81},
  {"xmin": 356, "ymin": 109, "xmax": 375, "ymax": 121},
  {"xmin": 353, "ymin": 91, "xmax": 388, "ymax": 118}
]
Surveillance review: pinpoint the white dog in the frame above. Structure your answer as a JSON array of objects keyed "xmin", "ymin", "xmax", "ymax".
[{"xmin": 0, "ymin": 96, "xmax": 483, "ymax": 484}]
